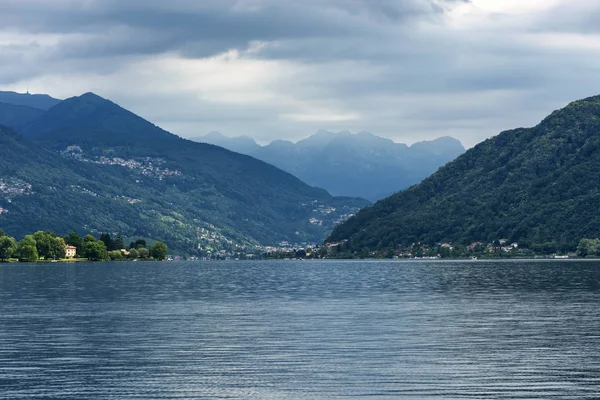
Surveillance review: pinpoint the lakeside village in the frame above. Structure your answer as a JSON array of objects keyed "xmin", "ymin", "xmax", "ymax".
[
  {"xmin": 0, "ymin": 230, "xmax": 167, "ymax": 262},
  {"xmin": 3, "ymin": 229, "xmax": 600, "ymax": 261},
  {"xmin": 258, "ymin": 238, "xmax": 600, "ymax": 260}
]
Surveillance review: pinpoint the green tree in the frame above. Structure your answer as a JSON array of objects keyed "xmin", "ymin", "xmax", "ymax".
[
  {"xmin": 33, "ymin": 231, "xmax": 54, "ymax": 259},
  {"xmin": 577, "ymin": 238, "xmax": 600, "ymax": 257},
  {"xmin": 100, "ymin": 233, "xmax": 114, "ymax": 251},
  {"xmin": 0, "ymin": 235, "xmax": 17, "ymax": 261},
  {"xmin": 128, "ymin": 248, "xmax": 140, "ymax": 259},
  {"xmin": 129, "ymin": 239, "xmax": 147, "ymax": 250},
  {"xmin": 64, "ymin": 231, "xmax": 83, "ymax": 250},
  {"xmin": 412, "ymin": 243, "xmax": 424, "ymax": 258},
  {"xmin": 113, "ymin": 236, "xmax": 125, "ymax": 251},
  {"xmin": 48, "ymin": 237, "xmax": 67, "ymax": 260},
  {"xmin": 137, "ymin": 247, "xmax": 150, "ymax": 259},
  {"xmin": 109, "ymin": 250, "xmax": 124, "ymax": 261},
  {"xmin": 83, "ymin": 240, "xmax": 109, "ymax": 261},
  {"xmin": 150, "ymin": 241, "xmax": 168, "ymax": 260},
  {"xmin": 84, "ymin": 234, "xmax": 97, "ymax": 244},
  {"xmin": 17, "ymin": 235, "xmax": 38, "ymax": 262},
  {"xmin": 439, "ymin": 246, "xmax": 452, "ymax": 259}
]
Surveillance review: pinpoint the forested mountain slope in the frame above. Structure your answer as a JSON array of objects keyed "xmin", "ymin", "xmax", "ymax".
[
  {"xmin": 0, "ymin": 93, "xmax": 368, "ymax": 253},
  {"xmin": 328, "ymin": 95, "xmax": 600, "ymax": 251},
  {"xmin": 0, "ymin": 102, "xmax": 44, "ymax": 132}
]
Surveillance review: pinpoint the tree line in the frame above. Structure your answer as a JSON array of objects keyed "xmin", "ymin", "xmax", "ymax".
[{"xmin": 0, "ymin": 230, "xmax": 167, "ymax": 262}]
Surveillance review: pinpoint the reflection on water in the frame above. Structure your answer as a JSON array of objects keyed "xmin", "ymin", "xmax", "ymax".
[{"xmin": 1, "ymin": 260, "xmax": 600, "ymax": 399}]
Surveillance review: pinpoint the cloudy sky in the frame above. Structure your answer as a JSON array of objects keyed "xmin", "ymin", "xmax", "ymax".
[{"xmin": 1, "ymin": 0, "xmax": 599, "ymax": 147}]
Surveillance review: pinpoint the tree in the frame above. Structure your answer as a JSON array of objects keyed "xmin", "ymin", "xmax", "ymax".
[
  {"xmin": 295, "ymin": 249, "xmax": 307, "ymax": 259},
  {"xmin": 100, "ymin": 233, "xmax": 114, "ymax": 251},
  {"xmin": 109, "ymin": 250, "xmax": 124, "ymax": 261},
  {"xmin": 439, "ymin": 246, "xmax": 452, "ymax": 259},
  {"xmin": 17, "ymin": 235, "xmax": 38, "ymax": 262},
  {"xmin": 48, "ymin": 237, "xmax": 66, "ymax": 260},
  {"xmin": 129, "ymin": 239, "xmax": 147, "ymax": 250},
  {"xmin": 113, "ymin": 236, "xmax": 125, "ymax": 251},
  {"xmin": 137, "ymin": 247, "xmax": 149, "ymax": 259},
  {"xmin": 128, "ymin": 248, "xmax": 140, "ymax": 259},
  {"xmin": 577, "ymin": 238, "xmax": 600, "ymax": 257},
  {"xmin": 150, "ymin": 241, "xmax": 168, "ymax": 260},
  {"xmin": 83, "ymin": 240, "xmax": 108, "ymax": 261},
  {"xmin": 33, "ymin": 231, "xmax": 54, "ymax": 259},
  {"xmin": 0, "ymin": 235, "xmax": 17, "ymax": 261},
  {"xmin": 84, "ymin": 234, "xmax": 96, "ymax": 244},
  {"xmin": 64, "ymin": 231, "xmax": 83, "ymax": 250}
]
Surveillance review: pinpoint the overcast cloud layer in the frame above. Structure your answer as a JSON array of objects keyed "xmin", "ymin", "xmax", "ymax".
[{"xmin": 1, "ymin": 0, "xmax": 600, "ymax": 146}]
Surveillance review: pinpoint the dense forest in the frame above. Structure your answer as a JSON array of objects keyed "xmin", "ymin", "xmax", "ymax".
[{"xmin": 328, "ymin": 95, "xmax": 600, "ymax": 254}]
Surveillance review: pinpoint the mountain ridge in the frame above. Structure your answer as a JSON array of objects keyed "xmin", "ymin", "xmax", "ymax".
[
  {"xmin": 327, "ymin": 94, "xmax": 600, "ymax": 252},
  {"xmin": 0, "ymin": 91, "xmax": 62, "ymax": 111},
  {"xmin": 20, "ymin": 92, "xmax": 177, "ymax": 143},
  {"xmin": 0, "ymin": 93, "xmax": 368, "ymax": 253},
  {"xmin": 194, "ymin": 130, "xmax": 465, "ymax": 201}
]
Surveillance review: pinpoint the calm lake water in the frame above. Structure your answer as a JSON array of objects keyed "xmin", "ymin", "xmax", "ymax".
[{"xmin": 1, "ymin": 260, "xmax": 600, "ymax": 399}]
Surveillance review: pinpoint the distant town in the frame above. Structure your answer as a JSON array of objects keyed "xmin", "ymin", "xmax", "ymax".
[{"xmin": 63, "ymin": 146, "xmax": 183, "ymax": 180}]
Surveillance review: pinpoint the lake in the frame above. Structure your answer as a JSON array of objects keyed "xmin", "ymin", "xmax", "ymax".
[{"xmin": 1, "ymin": 260, "xmax": 600, "ymax": 399}]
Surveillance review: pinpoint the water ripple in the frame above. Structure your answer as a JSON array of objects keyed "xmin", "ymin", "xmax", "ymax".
[{"xmin": 1, "ymin": 260, "xmax": 600, "ymax": 399}]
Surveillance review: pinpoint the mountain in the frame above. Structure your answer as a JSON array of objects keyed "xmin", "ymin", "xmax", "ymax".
[
  {"xmin": 0, "ymin": 91, "xmax": 61, "ymax": 110},
  {"xmin": 195, "ymin": 130, "xmax": 465, "ymax": 201},
  {"xmin": 410, "ymin": 136, "xmax": 466, "ymax": 156},
  {"xmin": 0, "ymin": 93, "xmax": 368, "ymax": 253},
  {"xmin": 0, "ymin": 102, "xmax": 45, "ymax": 131},
  {"xmin": 327, "ymin": 94, "xmax": 600, "ymax": 252},
  {"xmin": 20, "ymin": 92, "xmax": 175, "ymax": 143},
  {"xmin": 192, "ymin": 132, "xmax": 261, "ymax": 155},
  {"xmin": 0, "ymin": 125, "xmax": 170, "ymax": 242}
]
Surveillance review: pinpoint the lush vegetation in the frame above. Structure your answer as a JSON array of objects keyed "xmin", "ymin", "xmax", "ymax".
[
  {"xmin": 328, "ymin": 95, "xmax": 600, "ymax": 254},
  {"xmin": 576, "ymin": 238, "xmax": 600, "ymax": 258},
  {"xmin": 0, "ymin": 229, "xmax": 167, "ymax": 262},
  {"xmin": 0, "ymin": 93, "xmax": 367, "ymax": 254},
  {"xmin": 0, "ymin": 102, "xmax": 44, "ymax": 131}
]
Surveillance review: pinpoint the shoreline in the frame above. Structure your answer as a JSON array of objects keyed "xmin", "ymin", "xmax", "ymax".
[{"xmin": 0, "ymin": 258, "xmax": 160, "ymax": 263}]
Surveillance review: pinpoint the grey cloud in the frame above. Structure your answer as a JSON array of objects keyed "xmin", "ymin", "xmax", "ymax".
[
  {"xmin": 531, "ymin": 3, "xmax": 600, "ymax": 34},
  {"xmin": 0, "ymin": 0, "xmax": 459, "ymax": 59},
  {"xmin": 2, "ymin": 0, "xmax": 600, "ymax": 148}
]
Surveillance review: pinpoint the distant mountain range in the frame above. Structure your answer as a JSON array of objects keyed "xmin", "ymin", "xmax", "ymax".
[
  {"xmin": 198, "ymin": 131, "xmax": 262, "ymax": 155},
  {"xmin": 328, "ymin": 94, "xmax": 600, "ymax": 252},
  {"xmin": 193, "ymin": 131, "xmax": 465, "ymax": 201},
  {"xmin": 0, "ymin": 91, "xmax": 61, "ymax": 110},
  {"xmin": 0, "ymin": 92, "xmax": 368, "ymax": 253}
]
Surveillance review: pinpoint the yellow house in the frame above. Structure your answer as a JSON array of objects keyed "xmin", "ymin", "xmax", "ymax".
[{"xmin": 65, "ymin": 245, "xmax": 77, "ymax": 258}]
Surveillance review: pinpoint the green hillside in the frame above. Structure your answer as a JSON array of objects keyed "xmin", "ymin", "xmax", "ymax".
[
  {"xmin": 0, "ymin": 102, "xmax": 44, "ymax": 131},
  {"xmin": 327, "ymin": 95, "xmax": 600, "ymax": 252},
  {"xmin": 0, "ymin": 93, "xmax": 368, "ymax": 253}
]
